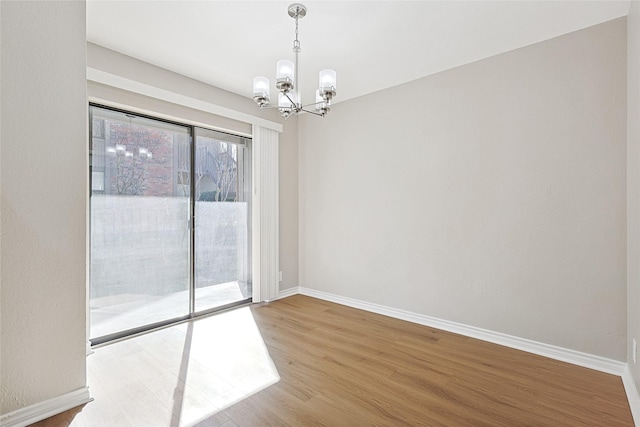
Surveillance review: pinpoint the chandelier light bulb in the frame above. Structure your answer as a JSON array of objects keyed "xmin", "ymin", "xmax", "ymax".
[
  {"xmin": 277, "ymin": 60, "xmax": 294, "ymax": 79},
  {"xmin": 253, "ymin": 76, "xmax": 270, "ymax": 107},
  {"xmin": 319, "ymin": 69, "xmax": 336, "ymax": 90},
  {"xmin": 278, "ymin": 92, "xmax": 293, "ymax": 108},
  {"xmin": 276, "ymin": 59, "xmax": 295, "ymax": 92},
  {"xmin": 319, "ymin": 69, "xmax": 337, "ymax": 101},
  {"xmin": 279, "ymin": 91, "xmax": 299, "ymax": 108},
  {"xmin": 278, "ymin": 92, "xmax": 295, "ymax": 119},
  {"xmin": 253, "ymin": 76, "xmax": 270, "ymax": 96}
]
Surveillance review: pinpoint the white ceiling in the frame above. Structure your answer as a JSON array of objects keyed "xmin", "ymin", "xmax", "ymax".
[{"xmin": 87, "ymin": 1, "xmax": 631, "ymax": 105}]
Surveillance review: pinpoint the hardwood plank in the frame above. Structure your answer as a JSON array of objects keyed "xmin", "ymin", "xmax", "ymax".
[
  {"xmin": 31, "ymin": 294, "xmax": 633, "ymax": 426},
  {"xmin": 226, "ymin": 295, "xmax": 633, "ymax": 426}
]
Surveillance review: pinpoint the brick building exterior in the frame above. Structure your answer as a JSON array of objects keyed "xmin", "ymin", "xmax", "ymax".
[{"xmin": 91, "ymin": 116, "xmax": 239, "ymax": 200}]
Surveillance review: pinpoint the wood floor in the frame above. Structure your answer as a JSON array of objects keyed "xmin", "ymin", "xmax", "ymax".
[{"xmin": 33, "ymin": 295, "xmax": 633, "ymax": 426}]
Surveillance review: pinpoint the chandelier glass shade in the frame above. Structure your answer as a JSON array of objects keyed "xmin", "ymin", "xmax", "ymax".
[{"xmin": 252, "ymin": 3, "xmax": 336, "ymax": 118}]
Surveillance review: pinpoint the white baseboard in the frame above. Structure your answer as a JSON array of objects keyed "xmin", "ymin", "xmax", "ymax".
[
  {"xmin": 0, "ymin": 387, "xmax": 92, "ymax": 427},
  {"xmin": 296, "ymin": 287, "xmax": 626, "ymax": 376},
  {"xmin": 622, "ymin": 366, "xmax": 640, "ymax": 426},
  {"xmin": 276, "ymin": 286, "xmax": 299, "ymax": 300}
]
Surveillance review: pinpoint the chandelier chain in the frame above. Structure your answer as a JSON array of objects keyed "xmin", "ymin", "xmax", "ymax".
[{"xmin": 293, "ymin": 7, "xmax": 301, "ymax": 53}]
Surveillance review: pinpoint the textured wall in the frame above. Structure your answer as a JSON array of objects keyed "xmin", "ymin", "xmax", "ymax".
[
  {"xmin": 1, "ymin": 1, "xmax": 87, "ymax": 414},
  {"xmin": 299, "ymin": 18, "xmax": 627, "ymax": 360}
]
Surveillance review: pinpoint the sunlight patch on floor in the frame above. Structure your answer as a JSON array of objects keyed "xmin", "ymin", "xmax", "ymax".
[
  {"xmin": 77, "ymin": 306, "xmax": 279, "ymax": 427},
  {"xmin": 177, "ymin": 307, "xmax": 280, "ymax": 426}
]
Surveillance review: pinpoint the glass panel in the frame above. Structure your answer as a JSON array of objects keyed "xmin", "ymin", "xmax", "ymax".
[
  {"xmin": 89, "ymin": 106, "xmax": 192, "ymax": 339},
  {"xmin": 194, "ymin": 128, "xmax": 251, "ymax": 312}
]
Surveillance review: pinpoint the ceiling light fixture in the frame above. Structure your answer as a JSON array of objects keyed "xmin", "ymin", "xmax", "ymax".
[{"xmin": 252, "ymin": 3, "xmax": 336, "ymax": 119}]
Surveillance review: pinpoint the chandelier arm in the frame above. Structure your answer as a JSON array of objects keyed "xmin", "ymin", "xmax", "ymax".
[
  {"xmin": 300, "ymin": 108, "xmax": 325, "ymax": 117},
  {"xmin": 284, "ymin": 92, "xmax": 297, "ymax": 107},
  {"xmin": 300, "ymin": 101, "xmax": 326, "ymax": 109}
]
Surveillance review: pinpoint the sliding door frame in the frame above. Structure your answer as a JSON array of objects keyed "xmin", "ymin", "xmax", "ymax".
[{"xmin": 89, "ymin": 103, "xmax": 252, "ymax": 346}]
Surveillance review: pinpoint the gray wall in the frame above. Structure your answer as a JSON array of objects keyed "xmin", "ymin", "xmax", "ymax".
[
  {"xmin": 299, "ymin": 18, "xmax": 627, "ymax": 360},
  {"xmin": 0, "ymin": 1, "xmax": 88, "ymax": 414},
  {"xmin": 628, "ymin": 1, "xmax": 640, "ymax": 385}
]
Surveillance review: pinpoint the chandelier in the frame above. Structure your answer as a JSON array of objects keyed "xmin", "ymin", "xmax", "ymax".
[{"xmin": 252, "ymin": 3, "xmax": 337, "ymax": 119}]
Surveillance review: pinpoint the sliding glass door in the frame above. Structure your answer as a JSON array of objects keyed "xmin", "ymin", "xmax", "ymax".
[
  {"xmin": 89, "ymin": 105, "xmax": 252, "ymax": 343},
  {"xmin": 89, "ymin": 106, "xmax": 192, "ymax": 340},
  {"xmin": 194, "ymin": 128, "xmax": 251, "ymax": 312}
]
